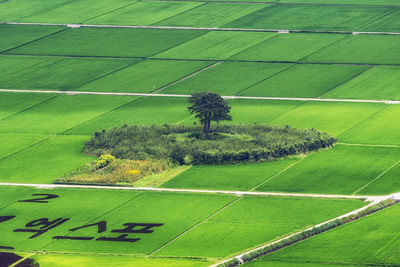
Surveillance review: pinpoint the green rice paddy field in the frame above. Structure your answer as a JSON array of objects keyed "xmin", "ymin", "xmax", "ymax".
[{"xmin": 1, "ymin": 0, "xmax": 400, "ymax": 266}]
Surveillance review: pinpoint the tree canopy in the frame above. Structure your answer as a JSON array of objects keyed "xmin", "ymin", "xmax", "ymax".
[{"xmin": 187, "ymin": 91, "xmax": 232, "ymax": 137}]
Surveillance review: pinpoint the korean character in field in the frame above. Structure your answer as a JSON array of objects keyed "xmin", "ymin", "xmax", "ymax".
[
  {"xmin": 96, "ymin": 223, "xmax": 164, "ymax": 243},
  {"xmin": 14, "ymin": 217, "xmax": 69, "ymax": 239},
  {"xmin": 53, "ymin": 220, "xmax": 107, "ymax": 240}
]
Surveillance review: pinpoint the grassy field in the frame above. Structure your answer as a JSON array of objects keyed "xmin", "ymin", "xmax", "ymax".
[
  {"xmin": 161, "ymin": 159, "xmax": 299, "ymax": 191},
  {"xmin": 252, "ymin": 203, "xmax": 400, "ymax": 266},
  {"xmin": 0, "ymin": 24, "xmax": 64, "ymax": 52},
  {"xmin": 360, "ymin": 9, "xmax": 400, "ymax": 32},
  {"xmin": 154, "ymin": 31, "xmax": 275, "ymax": 60},
  {"xmin": 305, "ymin": 34, "xmax": 400, "ymax": 65},
  {"xmin": 7, "ymin": 27, "xmax": 206, "ymax": 58},
  {"xmin": 86, "ymin": 1, "xmax": 204, "ymax": 26},
  {"xmin": 239, "ymin": 64, "xmax": 369, "ymax": 98},
  {"xmin": 339, "ymin": 105, "xmax": 400, "ymax": 145},
  {"xmin": 12, "ymin": 0, "xmax": 134, "ymax": 24},
  {"xmin": 230, "ymin": 33, "xmax": 345, "ymax": 62},
  {"xmin": 279, "ymin": 0, "xmax": 400, "ymax": 4},
  {"xmin": 0, "ymin": 55, "xmax": 134, "ymax": 90},
  {"xmin": 154, "ymin": 196, "xmax": 365, "ymax": 258},
  {"xmin": 256, "ymin": 144, "xmax": 400, "ymax": 195},
  {"xmin": 0, "ymin": 94, "xmax": 134, "ymax": 135},
  {"xmin": 323, "ymin": 66, "xmax": 400, "ymax": 100},
  {"xmin": 162, "ymin": 62, "xmax": 293, "ymax": 95},
  {"xmin": 0, "ymin": 134, "xmax": 49, "ymax": 160},
  {"xmin": 76, "ymin": 59, "xmax": 212, "ymax": 93},
  {"xmin": 154, "ymin": 3, "xmax": 267, "ymax": 28},
  {"xmin": 224, "ymin": 4, "xmax": 394, "ymax": 31}
]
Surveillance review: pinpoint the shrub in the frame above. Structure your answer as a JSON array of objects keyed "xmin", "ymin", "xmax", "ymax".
[
  {"xmin": 95, "ymin": 154, "xmax": 115, "ymax": 169},
  {"xmin": 84, "ymin": 124, "xmax": 336, "ymax": 165}
]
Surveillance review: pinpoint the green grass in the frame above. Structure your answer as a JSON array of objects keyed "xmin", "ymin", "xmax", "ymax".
[
  {"xmin": 339, "ymin": 105, "xmax": 400, "ymax": 145},
  {"xmin": 0, "ymin": 135, "xmax": 93, "ymax": 183},
  {"xmin": 162, "ymin": 62, "xmax": 293, "ymax": 95},
  {"xmin": 245, "ymin": 261, "xmax": 369, "ymax": 267},
  {"xmin": 67, "ymin": 97, "xmax": 191, "ymax": 135},
  {"xmin": 76, "ymin": 59, "xmax": 212, "ymax": 93},
  {"xmin": 7, "ymin": 27, "xmax": 206, "ymax": 58},
  {"xmin": 0, "ymin": 55, "xmax": 134, "ymax": 90},
  {"xmin": 224, "ymin": 4, "xmax": 394, "ymax": 31},
  {"xmin": 239, "ymin": 64, "xmax": 369, "ymax": 98},
  {"xmin": 0, "ymin": 92, "xmax": 56, "ymax": 120},
  {"xmin": 155, "ymin": 196, "xmax": 366, "ymax": 258},
  {"xmin": 15, "ymin": 0, "xmax": 134, "ymax": 24},
  {"xmin": 154, "ymin": 31, "xmax": 275, "ymax": 60},
  {"xmin": 257, "ymin": 144, "xmax": 400, "ymax": 195},
  {"xmin": 230, "ymin": 33, "xmax": 345, "ymax": 62},
  {"xmin": 323, "ymin": 66, "xmax": 400, "ymax": 100},
  {"xmin": 305, "ymin": 34, "xmax": 400, "ymax": 65},
  {"xmin": 0, "ymin": 134, "xmax": 49, "ymax": 160},
  {"xmin": 0, "ymin": 94, "xmax": 134, "ymax": 135},
  {"xmin": 161, "ymin": 159, "xmax": 299, "ymax": 191},
  {"xmin": 86, "ymin": 1, "xmax": 203, "ymax": 26},
  {"xmin": 256, "ymin": 204, "xmax": 400, "ymax": 265},
  {"xmin": 0, "ymin": 0, "xmax": 71, "ymax": 21},
  {"xmin": 32, "ymin": 254, "xmax": 211, "ymax": 267},
  {"xmin": 270, "ymin": 101, "xmax": 386, "ymax": 136},
  {"xmin": 0, "ymin": 24, "xmax": 65, "ymax": 52},
  {"xmin": 361, "ymin": 9, "xmax": 400, "ymax": 32},
  {"xmin": 155, "ymin": 3, "xmax": 267, "ymax": 28}
]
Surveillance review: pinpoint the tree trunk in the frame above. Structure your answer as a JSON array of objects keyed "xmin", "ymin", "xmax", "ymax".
[{"xmin": 204, "ymin": 113, "xmax": 211, "ymax": 138}]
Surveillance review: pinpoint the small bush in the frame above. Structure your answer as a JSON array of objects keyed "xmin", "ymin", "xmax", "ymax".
[{"xmin": 95, "ymin": 154, "xmax": 115, "ymax": 169}]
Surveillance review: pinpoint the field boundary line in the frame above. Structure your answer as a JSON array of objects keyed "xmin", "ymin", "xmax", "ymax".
[
  {"xmin": 60, "ymin": 96, "xmax": 144, "ymax": 134},
  {"xmin": 337, "ymin": 104, "xmax": 389, "ymax": 140},
  {"xmin": 352, "ymin": 159, "xmax": 400, "ymax": 195},
  {"xmin": 338, "ymin": 142, "xmax": 400, "ymax": 148},
  {"xmin": 1, "ymin": 27, "xmax": 69, "ymax": 54},
  {"xmin": 249, "ymin": 155, "xmax": 309, "ymax": 191},
  {"xmin": 235, "ymin": 63, "xmax": 296, "ymax": 95},
  {"xmin": 80, "ymin": 1, "xmax": 139, "ymax": 24},
  {"xmin": 3, "ymin": 53, "xmax": 399, "ymax": 67},
  {"xmin": 2, "ymin": 22, "xmax": 400, "ymax": 35},
  {"xmin": 148, "ymin": 196, "xmax": 242, "ymax": 255},
  {"xmin": 0, "ymin": 182, "xmax": 385, "ymax": 201},
  {"xmin": 0, "ymin": 136, "xmax": 52, "ymax": 163},
  {"xmin": 69, "ymin": 59, "xmax": 140, "ymax": 90},
  {"xmin": 209, "ymin": 199, "xmax": 395, "ymax": 267},
  {"xmin": 9, "ymin": 253, "xmax": 35, "ymax": 267},
  {"xmin": 149, "ymin": 2, "xmax": 208, "ymax": 26},
  {"xmin": 317, "ymin": 65, "xmax": 374, "ymax": 99},
  {"xmin": 355, "ymin": 7, "xmax": 400, "ymax": 33},
  {"xmin": 153, "ymin": 61, "xmax": 221, "ymax": 93},
  {"xmin": 143, "ymin": 0, "xmax": 400, "ymax": 8},
  {"xmin": 2, "ymin": 89, "xmax": 400, "ymax": 105}
]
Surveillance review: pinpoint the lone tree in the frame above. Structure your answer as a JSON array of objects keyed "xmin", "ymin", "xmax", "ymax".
[{"xmin": 188, "ymin": 91, "xmax": 232, "ymax": 137}]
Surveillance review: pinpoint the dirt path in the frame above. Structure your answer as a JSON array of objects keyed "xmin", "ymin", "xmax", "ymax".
[
  {"xmin": 2, "ymin": 22, "xmax": 400, "ymax": 35},
  {"xmin": 0, "ymin": 182, "xmax": 391, "ymax": 202},
  {"xmin": 0, "ymin": 89, "xmax": 399, "ymax": 104}
]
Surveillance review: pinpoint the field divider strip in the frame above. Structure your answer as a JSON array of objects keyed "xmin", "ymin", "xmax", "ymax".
[
  {"xmin": 352, "ymin": 159, "xmax": 400, "ymax": 195},
  {"xmin": 249, "ymin": 154, "xmax": 309, "ymax": 191},
  {"xmin": 148, "ymin": 196, "xmax": 242, "ymax": 256},
  {"xmin": 142, "ymin": 0, "xmax": 400, "ymax": 8},
  {"xmin": 153, "ymin": 61, "xmax": 221, "ymax": 93},
  {"xmin": 317, "ymin": 65, "xmax": 374, "ymax": 99},
  {"xmin": 0, "ymin": 182, "xmax": 386, "ymax": 201},
  {"xmin": 2, "ymin": 22, "xmax": 400, "ymax": 35},
  {"xmin": 2, "ymin": 89, "xmax": 400, "ymax": 105},
  {"xmin": 355, "ymin": 7, "xmax": 400, "ymax": 33},
  {"xmin": 3, "ymin": 53, "xmax": 398, "ymax": 67},
  {"xmin": 337, "ymin": 142, "xmax": 400, "ymax": 148},
  {"xmin": 210, "ymin": 198, "xmax": 397, "ymax": 267},
  {"xmin": 149, "ymin": 2, "xmax": 208, "ymax": 26},
  {"xmin": 80, "ymin": 1, "xmax": 140, "ymax": 24}
]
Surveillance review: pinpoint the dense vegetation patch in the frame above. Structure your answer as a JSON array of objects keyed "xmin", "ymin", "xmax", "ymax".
[{"xmin": 84, "ymin": 124, "xmax": 336, "ymax": 165}]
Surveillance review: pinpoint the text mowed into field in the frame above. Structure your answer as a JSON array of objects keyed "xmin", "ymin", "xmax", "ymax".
[
  {"xmin": 224, "ymin": 4, "xmax": 394, "ymax": 31},
  {"xmin": 257, "ymin": 144, "xmax": 400, "ymax": 195},
  {"xmin": 0, "ymin": 187, "xmax": 365, "ymax": 258},
  {"xmin": 6, "ymin": 27, "xmax": 206, "ymax": 58},
  {"xmin": 253, "ymin": 203, "xmax": 400, "ymax": 266}
]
